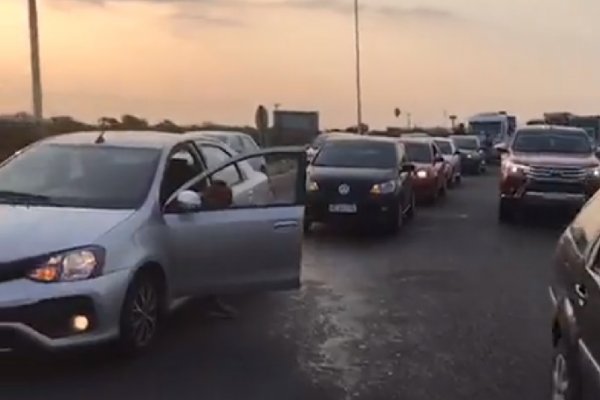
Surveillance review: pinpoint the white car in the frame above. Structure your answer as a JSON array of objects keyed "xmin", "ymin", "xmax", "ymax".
[
  {"xmin": 183, "ymin": 131, "xmax": 267, "ymax": 173},
  {"xmin": 0, "ymin": 131, "xmax": 305, "ymax": 353},
  {"xmin": 433, "ymin": 137, "xmax": 462, "ymax": 185}
]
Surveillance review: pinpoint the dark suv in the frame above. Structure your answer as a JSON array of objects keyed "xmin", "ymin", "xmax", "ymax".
[
  {"xmin": 497, "ymin": 126, "xmax": 600, "ymax": 222},
  {"xmin": 305, "ymin": 136, "xmax": 415, "ymax": 234},
  {"xmin": 550, "ymin": 191, "xmax": 600, "ymax": 400}
]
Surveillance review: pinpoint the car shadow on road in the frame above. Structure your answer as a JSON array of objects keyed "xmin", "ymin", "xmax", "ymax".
[{"xmin": 505, "ymin": 206, "xmax": 575, "ymax": 232}]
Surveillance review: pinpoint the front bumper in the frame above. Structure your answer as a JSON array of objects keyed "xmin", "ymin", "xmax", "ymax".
[
  {"xmin": 0, "ymin": 269, "xmax": 131, "ymax": 352},
  {"xmin": 461, "ymin": 156, "xmax": 484, "ymax": 172},
  {"xmin": 412, "ymin": 177, "xmax": 438, "ymax": 200},
  {"xmin": 305, "ymin": 193, "xmax": 398, "ymax": 225},
  {"xmin": 500, "ymin": 175, "xmax": 600, "ymax": 208}
]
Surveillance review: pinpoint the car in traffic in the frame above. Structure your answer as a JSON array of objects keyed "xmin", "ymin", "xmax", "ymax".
[
  {"xmin": 497, "ymin": 126, "xmax": 600, "ymax": 223},
  {"xmin": 399, "ymin": 138, "xmax": 447, "ymax": 204},
  {"xmin": 0, "ymin": 131, "xmax": 306, "ymax": 354},
  {"xmin": 306, "ymin": 132, "xmax": 353, "ymax": 163},
  {"xmin": 183, "ymin": 130, "xmax": 267, "ymax": 173},
  {"xmin": 305, "ymin": 136, "xmax": 415, "ymax": 234},
  {"xmin": 433, "ymin": 137, "xmax": 462, "ymax": 186},
  {"xmin": 450, "ymin": 135, "xmax": 486, "ymax": 174},
  {"xmin": 549, "ymin": 189, "xmax": 600, "ymax": 400}
]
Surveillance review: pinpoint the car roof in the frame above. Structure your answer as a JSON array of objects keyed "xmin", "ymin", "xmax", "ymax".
[
  {"xmin": 183, "ymin": 130, "xmax": 251, "ymax": 139},
  {"xmin": 327, "ymin": 135, "xmax": 399, "ymax": 144},
  {"xmin": 449, "ymin": 135, "xmax": 479, "ymax": 140},
  {"xmin": 515, "ymin": 125, "xmax": 588, "ymax": 134},
  {"xmin": 431, "ymin": 137, "xmax": 452, "ymax": 142},
  {"xmin": 39, "ymin": 131, "xmax": 224, "ymax": 150},
  {"xmin": 398, "ymin": 137, "xmax": 434, "ymax": 145}
]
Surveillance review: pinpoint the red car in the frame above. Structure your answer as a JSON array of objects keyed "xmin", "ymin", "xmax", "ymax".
[{"xmin": 400, "ymin": 138, "xmax": 447, "ymax": 203}]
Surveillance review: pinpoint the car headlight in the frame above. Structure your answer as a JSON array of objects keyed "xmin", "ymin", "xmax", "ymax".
[
  {"xmin": 306, "ymin": 180, "xmax": 319, "ymax": 192},
  {"xmin": 27, "ymin": 247, "xmax": 105, "ymax": 283},
  {"xmin": 587, "ymin": 166, "xmax": 600, "ymax": 178},
  {"xmin": 416, "ymin": 170, "xmax": 428, "ymax": 179},
  {"xmin": 466, "ymin": 154, "xmax": 472, "ymax": 159},
  {"xmin": 370, "ymin": 180, "xmax": 397, "ymax": 195},
  {"xmin": 504, "ymin": 160, "xmax": 530, "ymax": 175}
]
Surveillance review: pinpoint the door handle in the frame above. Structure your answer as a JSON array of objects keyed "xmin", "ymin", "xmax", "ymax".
[
  {"xmin": 273, "ymin": 220, "xmax": 298, "ymax": 230},
  {"xmin": 575, "ymin": 283, "xmax": 588, "ymax": 306}
]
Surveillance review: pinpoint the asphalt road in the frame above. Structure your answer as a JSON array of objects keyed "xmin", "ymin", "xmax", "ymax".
[{"xmin": 0, "ymin": 170, "xmax": 570, "ymax": 400}]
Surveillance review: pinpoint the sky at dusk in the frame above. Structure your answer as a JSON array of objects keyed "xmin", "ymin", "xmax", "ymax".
[{"xmin": 2, "ymin": 0, "xmax": 600, "ymax": 128}]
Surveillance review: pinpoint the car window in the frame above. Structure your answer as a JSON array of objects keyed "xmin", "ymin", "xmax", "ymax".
[
  {"xmin": 569, "ymin": 191, "xmax": 600, "ymax": 255},
  {"xmin": 512, "ymin": 129, "xmax": 592, "ymax": 154},
  {"xmin": 434, "ymin": 140, "xmax": 453, "ymax": 155},
  {"xmin": 0, "ymin": 144, "xmax": 161, "ymax": 209},
  {"xmin": 242, "ymin": 136, "xmax": 260, "ymax": 151},
  {"xmin": 312, "ymin": 140, "xmax": 397, "ymax": 169},
  {"xmin": 403, "ymin": 142, "xmax": 433, "ymax": 163},
  {"xmin": 161, "ymin": 145, "xmax": 205, "ymax": 205},
  {"xmin": 200, "ymin": 145, "xmax": 243, "ymax": 186}
]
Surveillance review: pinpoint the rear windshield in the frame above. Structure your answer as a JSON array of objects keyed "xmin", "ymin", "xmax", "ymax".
[
  {"xmin": 512, "ymin": 130, "xmax": 592, "ymax": 154},
  {"xmin": 434, "ymin": 140, "xmax": 453, "ymax": 155},
  {"xmin": 452, "ymin": 137, "xmax": 479, "ymax": 150},
  {"xmin": 313, "ymin": 141, "xmax": 397, "ymax": 169},
  {"xmin": 404, "ymin": 142, "xmax": 433, "ymax": 163}
]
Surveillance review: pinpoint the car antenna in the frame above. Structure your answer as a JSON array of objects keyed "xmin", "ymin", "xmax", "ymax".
[{"xmin": 95, "ymin": 119, "xmax": 106, "ymax": 144}]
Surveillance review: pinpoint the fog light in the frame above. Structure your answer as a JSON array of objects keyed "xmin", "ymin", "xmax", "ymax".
[{"xmin": 72, "ymin": 315, "xmax": 89, "ymax": 332}]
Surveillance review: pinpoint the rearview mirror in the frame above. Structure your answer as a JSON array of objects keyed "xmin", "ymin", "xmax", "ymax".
[
  {"xmin": 400, "ymin": 163, "xmax": 415, "ymax": 173},
  {"xmin": 177, "ymin": 190, "xmax": 202, "ymax": 212}
]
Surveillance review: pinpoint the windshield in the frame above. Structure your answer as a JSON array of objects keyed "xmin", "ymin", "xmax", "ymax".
[
  {"xmin": 0, "ymin": 144, "xmax": 161, "ymax": 209},
  {"xmin": 434, "ymin": 140, "xmax": 453, "ymax": 155},
  {"xmin": 512, "ymin": 130, "xmax": 593, "ymax": 154},
  {"xmin": 313, "ymin": 141, "xmax": 397, "ymax": 169},
  {"xmin": 469, "ymin": 121, "xmax": 502, "ymax": 139},
  {"xmin": 404, "ymin": 142, "xmax": 433, "ymax": 163},
  {"xmin": 453, "ymin": 137, "xmax": 479, "ymax": 150}
]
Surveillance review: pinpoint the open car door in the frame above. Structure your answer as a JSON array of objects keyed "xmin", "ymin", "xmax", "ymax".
[{"xmin": 162, "ymin": 147, "xmax": 306, "ymax": 296}]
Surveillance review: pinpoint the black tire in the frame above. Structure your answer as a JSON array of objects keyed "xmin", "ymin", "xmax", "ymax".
[
  {"xmin": 552, "ymin": 338, "xmax": 582, "ymax": 400},
  {"xmin": 405, "ymin": 193, "xmax": 416, "ymax": 221},
  {"xmin": 303, "ymin": 219, "xmax": 312, "ymax": 235},
  {"xmin": 455, "ymin": 175, "xmax": 462, "ymax": 185},
  {"xmin": 498, "ymin": 199, "xmax": 516, "ymax": 223},
  {"xmin": 117, "ymin": 271, "xmax": 163, "ymax": 355},
  {"xmin": 383, "ymin": 202, "xmax": 402, "ymax": 234}
]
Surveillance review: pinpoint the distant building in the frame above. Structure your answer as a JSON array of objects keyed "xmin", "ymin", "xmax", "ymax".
[{"xmin": 273, "ymin": 110, "xmax": 319, "ymax": 145}]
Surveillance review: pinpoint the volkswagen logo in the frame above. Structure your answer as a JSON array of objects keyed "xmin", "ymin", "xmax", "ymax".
[
  {"xmin": 550, "ymin": 170, "xmax": 562, "ymax": 177},
  {"xmin": 338, "ymin": 184, "xmax": 350, "ymax": 195}
]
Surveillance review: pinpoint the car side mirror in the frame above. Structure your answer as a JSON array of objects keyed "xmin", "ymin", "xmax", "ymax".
[
  {"xmin": 454, "ymin": 150, "xmax": 461, "ymax": 155},
  {"xmin": 595, "ymin": 146, "xmax": 600, "ymax": 158},
  {"xmin": 495, "ymin": 145, "xmax": 509, "ymax": 154},
  {"xmin": 400, "ymin": 163, "xmax": 415, "ymax": 173},
  {"xmin": 176, "ymin": 190, "xmax": 202, "ymax": 212},
  {"xmin": 434, "ymin": 155, "xmax": 444, "ymax": 163}
]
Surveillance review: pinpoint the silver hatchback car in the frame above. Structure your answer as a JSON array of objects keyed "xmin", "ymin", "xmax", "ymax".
[{"xmin": 0, "ymin": 131, "xmax": 306, "ymax": 353}]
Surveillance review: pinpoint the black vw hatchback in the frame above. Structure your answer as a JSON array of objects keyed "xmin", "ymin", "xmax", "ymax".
[{"xmin": 305, "ymin": 136, "xmax": 416, "ymax": 234}]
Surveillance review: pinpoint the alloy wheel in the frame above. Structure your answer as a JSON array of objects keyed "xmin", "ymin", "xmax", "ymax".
[
  {"xmin": 129, "ymin": 281, "xmax": 159, "ymax": 348},
  {"xmin": 552, "ymin": 353, "xmax": 569, "ymax": 400}
]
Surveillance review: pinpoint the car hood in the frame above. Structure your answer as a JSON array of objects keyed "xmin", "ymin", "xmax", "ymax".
[
  {"xmin": 308, "ymin": 166, "xmax": 395, "ymax": 182},
  {"xmin": 511, "ymin": 152, "xmax": 598, "ymax": 167},
  {"xmin": 0, "ymin": 206, "xmax": 134, "ymax": 262}
]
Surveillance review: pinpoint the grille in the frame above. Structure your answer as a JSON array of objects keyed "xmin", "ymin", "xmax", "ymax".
[
  {"xmin": 527, "ymin": 165, "xmax": 587, "ymax": 181},
  {"xmin": 317, "ymin": 180, "xmax": 374, "ymax": 201},
  {"xmin": 527, "ymin": 180, "xmax": 584, "ymax": 194}
]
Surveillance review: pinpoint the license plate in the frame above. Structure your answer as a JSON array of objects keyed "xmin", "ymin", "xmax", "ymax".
[{"xmin": 329, "ymin": 204, "xmax": 357, "ymax": 213}]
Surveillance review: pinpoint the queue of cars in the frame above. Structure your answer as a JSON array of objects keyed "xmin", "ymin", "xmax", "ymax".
[{"xmin": 304, "ymin": 131, "xmax": 489, "ymax": 234}]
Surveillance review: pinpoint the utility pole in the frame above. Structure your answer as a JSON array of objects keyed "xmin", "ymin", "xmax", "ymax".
[
  {"xmin": 28, "ymin": 0, "xmax": 44, "ymax": 131},
  {"xmin": 407, "ymin": 113, "xmax": 412, "ymax": 129},
  {"xmin": 353, "ymin": 0, "xmax": 363, "ymax": 134}
]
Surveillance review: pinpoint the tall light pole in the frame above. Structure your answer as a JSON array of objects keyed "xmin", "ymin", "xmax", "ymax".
[
  {"xmin": 353, "ymin": 0, "xmax": 363, "ymax": 134},
  {"xmin": 28, "ymin": 0, "xmax": 44, "ymax": 127}
]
